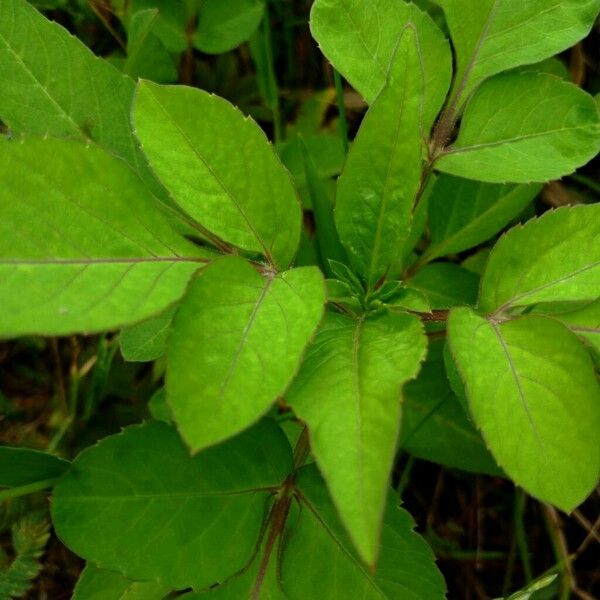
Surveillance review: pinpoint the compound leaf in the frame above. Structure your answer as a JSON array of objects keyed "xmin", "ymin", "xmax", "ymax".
[
  {"xmin": 167, "ymin": 256, "xmax": 325, "ymax": 451},
  {"xmin": 437, "ymin": 73, "xmax": 600, "ymax": 183},
  {"xmin": 448, "ymin": 308, "xmax": 600, "ymax": 511},
  {"xmin": 0, "ymin": 137, "xmax": 210, "ymax": 337},
  {"xmin": 335, "ymin": 26, "xmax": 423, "ymax": 288},
  {"xmin": 479, "ymin": 205, "xmax": 600, "ymax": 314},
  {"xmin": 440, "ymin": 0, "xmax": 600, "ymax": 106},
  {"xmin": 52, "ymin": 419, "xmax": 292, "ymax": 590},
  {"xmin": 310, "ymin": 0, "xmax": 451, "ymax": 131},
  {"xmin": 286, "ymin": 311, "xmax": 426, "ymax": 566},
  {"xmin": 133, "ymin": 81, "xmax": 301, "ymax": 269}
]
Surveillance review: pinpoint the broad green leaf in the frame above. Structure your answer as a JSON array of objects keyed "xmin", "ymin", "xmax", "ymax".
[
  {"xmin": 148, "ymin": 388, "xmax": 172, "ymax": 423},
  {"xmin": 448, "ymin": 308, "xmax": 600, "ymax": 511},
  {"xmin": 120, "ymin": 306, "xmax": 176, "ymax": 363},
  {"xmin": 423, "ymin": 175, "xmax": 540, "ymax": 261},
  {"xmin": 52, "ymin": 419, "xmax": 293, "ymax": 590},
  {"xmin": 407, "ymin": 263, "xmax": 479, "ymax": 309},
  {"xmin": 399, "ymin": 340, "xmax": 500, "ymax": 476},
  {"xmin": 0, "ymin": 137, "xmax": 210, "ymax": 337},
  {"xmin": 286, "ymin": 310, "xmax": 426, "ymax": 566},
  {"xmin": 479, "ymin": 205, "xmax": 600, "ymax": 314},
  {"xmin": 0, "ymin": 447, "xmax": 68, "ymax": 487},
  {"xmin": 133, "ymin": 81, "xmax": 301, "ymax": 269},
  {"xmin": 167, "ymin": 256, "xmax": 325, "ymax": 451},
  {"xmin": 335, "ymin": 27, "xmax": 423, "ymax": 288},
  {"xmin": 440, "ymin": 0, "xmax": 600, "ymax": 106},
  {"xmin": 194, "ymin": 0, "xmax": 265, "ymax": 54},
  {"xmin": 123, "ymin": 9, "xmax": 178, "ymax": 83},
  {"xmin": 73, "ymin": 564, "xmax": 171, "ymax": 600},
  {"xmin": 280, "ymin": 465, "xmax": 445, "ymax": 599},
  {"xmin": 129, "ymin": 0, "xmax": 187, "ymax": 52},
  {"xmin": 0, "ymin": 0, "xmax": 148, "ymax": 176},
  {"xmin": 184, "ymin": 465, "xmax": 444, "ymax": 599},
  {"xmin": 437, "ymin": 73, "xmax": 600, "ymax": 183},
  {"xmin": 310, "ymin": 0, "xmax": 452, "ymax": 130}
]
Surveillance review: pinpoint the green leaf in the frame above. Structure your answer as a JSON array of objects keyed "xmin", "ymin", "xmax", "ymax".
[
  {"xmin": 73, "ymin": 564, "xmax": 171, "ymax": 600},
  {"xmin": 448, "ymin": 308, "xmax": 600, "ymax": 511},
  {"xmin": 440, "ymin": 0, "xmax": 600, "ymax": 106},
  {"xmin": 399, "ymin": 340, "xmax": 500, "ymax": 476},
  {"xmin": 52, "ymin": 419, "xmax": 293, "ymax": 590},
  {"xmin": 133, "ymin": 81, "xmax": 301, "ymax": 269},
  {"xmin": 148, "ymin": 388, "xmax": 172, "ymax": 423},
  {"xmin": 280, "ymin": 465, "xmax": 445, "ymax": 599},
  {"xmin": 436, "ymin": 73, "xmax": 600, "ymax": 183},
  {"xmin": 423, "ymin": 175, "xmax": 540, "ymax": 261},
  {"xmin": 120, "ymin": 306, "xmax": 176, "ymax": 363},
  {"xmin": 0, "ymin": 447, "xmax": 68, "ymax": 488},
  {"xmin": 335, "ymin": 26, "xmax": 424, "ymax": 288},
  {"xmin": 128, "ymin": 0, "xmax": 187, "ymax": 52},
  {"xmin": 407, "ymin": 263, "xmax": 479, "ymax": 309},
  {"xmin": 310, "ymin": 0, "xmax": 452, "ymax": 131},
  {"xmin": 124, "ymin": 9, "xmax": 178, "ymax": 83},
  {"xmin": 479, "ymin": 205, "xmax": 600, "ymax": 314},
  {"xmin": 194, "ymin": 0, "xmax": 265, "ymax": 54},
  {"xmin": 167, "ymin": 256, "xmax": 325, "ymax": 451},
  {"xmin": 0, "ymin": 0, "xmax": 149, "ymax": 177},
  {"xmin": 286, "ymin": 310, "xmax": 426, "ymax": 566},
  {"xmin": 0, "ymin": 137, "xmax": 210, "ymax": 337}
]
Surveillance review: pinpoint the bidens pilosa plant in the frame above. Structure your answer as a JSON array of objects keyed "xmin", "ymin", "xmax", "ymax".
[{"xmin": 0, "ymin": 0, "xmax": 599, "ymax": 598}]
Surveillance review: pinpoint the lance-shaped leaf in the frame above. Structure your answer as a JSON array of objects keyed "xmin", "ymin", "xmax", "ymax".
[
  {"xmin": 286, "ymin": 311, "xmax": 426, "ymax": 566},
  {"xmin": 399, "ymin": 340, "xmax": 500, "ymax": 476},
  {"xmin": 133, "ymin": 81, "xmax": 301, "ymax": 269},
  {"xmin": 440, "ymin": 0, "xmax": 600, "ymax": 107},
  {"xmin": 448, "ymin": 308, "xmax": 600, "ymax": 511},
  {"xmin": 310, "ymin": 0, "xmax": 451, "ymax": 131},
  {"xmin": 436, "ymin": 73, "xmax": 600, "ymax": 183},
  {"xmin": 0, "ymin": 137, "xmax": 210, "ymax": 338},
  {"xmin": 194, "ymin": 0, "xmax": 265, "ymax": 55},
  {"xmin": 0, "ymin": 447, "xmax": 69, "ymax": 488},
  {"xmin": 280, "ymin": 465, "xmax": 445, "ymax": 599},
  {"xmin": 0, "ymin": 0, "xmax": 148, "ymax": 176},
  {"xmin": 479, "ymin": 205, "xmax": 600, "ymax": 314},
  {"xmin": 52, "ymin": 419, "xmax": 293, "ymax": 590},
  {"xmin": 73, "ymin": 564, "xmax": 171, "ymax": 600},
  {"xmin": 423, "ymin": 175, "xmax": 541, "ymax": 261},
  {"xmin": 167, "ymin": 256, "xmax": 325, "ymax": 451},
  {"xmin": 335, "ymin": 27, "xmax": 424, "ymax": 288}
]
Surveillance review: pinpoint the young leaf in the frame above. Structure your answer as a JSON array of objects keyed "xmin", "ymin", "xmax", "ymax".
[
  {"xmin": 120, "ymin": 305, "xmax": 177, "ymax": 363},
  {"xmin": 0, "ymin": 0, "xmax": 148, "ymax": 176},
  {"xmin": 335, "ymin": 26, "xmax": 424, "ymax": 288},
  {"xmin": 440, "ymin": 0, "xmax": 600, "ymax": 107},
  {"xmin": 406, "ymin": 263, "xmax": 479, "ymax": 309},
  {"xmin": 167, "ymin": 256, "xmax": 325, "ymax": 451},
  {"xmin": 399, "ymin": 340, "xmax": 501, "ymax": 476},
  {"xmin": 73, "ymin": 564, "xmax": 171, "ymax": 600},
  {"xmin": 448, "ymin": 308, "xmax": 600, "ymax": 511},
  {"xmin": 194, "ymin": 0, "xmax": 265, "ymax": 54},
  {"xmin": 479, "ymin": 205, "xmax": 600, "ymax": 314},
  {"xmin": 52, "ymin": 419, "xmax": 293, "ymax": 590},
  {"xmin": 423, "ymin": 175, "xmax": 541, "ymax": 261},
  {"xmin": 0, "ymin": 447, "xmax": 68, "ymax": 488},
  {"xmin": 310, "ymin": 0, "xmax": 452, "ymax": 130},
  {"xmin": 0, "ymin": 137, "xmax": 210, "ymax": 337},
  {"xmin": 436, "ymin": 73, "xmax": 600, "ymax": 183},
  {"xmin": 133, "ymin": 81, "xmax": 301, "ymax": 269},
  {"xmin": 286, "ymin": 310, "xmax": 426, "ymax": 566},
  {"xmin": 280, "ymin": 465, "xmax": 446, "ymax": 599}
]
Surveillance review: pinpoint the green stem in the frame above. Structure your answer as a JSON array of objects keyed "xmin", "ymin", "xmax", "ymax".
[
  {"xmin": 0, "ymin": 479, "xmax": 57, "ymax": 501},
  {"xmin": 543, "ymin": 505, "xmax": 574, "ymax": 600},
  {"xmin": 569, "ymin": 173, "xmax": 600, "ymax": 195},
  {"xmin": 333, "ymin": 68, "xmax": 349, "ymax": 154},
  {"xmin": 514, "ymin": 489, "xmax": 533, "ymax": 583}
]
